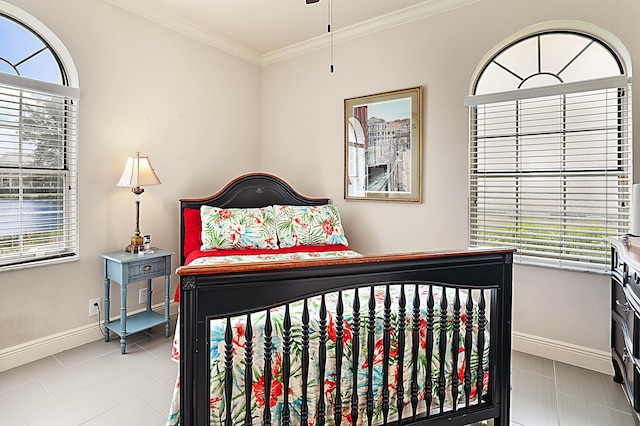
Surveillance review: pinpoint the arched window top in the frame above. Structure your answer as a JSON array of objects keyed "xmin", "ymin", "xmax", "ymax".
[
  {"xmin": 472, "ymin": 21, "xmax": 631, "ymax": 96},
  {"xmin": 0, "ymin": 14, "xmax": 66, "ymax": 85}
]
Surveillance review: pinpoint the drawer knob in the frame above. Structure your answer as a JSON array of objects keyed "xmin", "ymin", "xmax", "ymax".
[{"xmin": 142, "ymin": 265, "xmax": 152, "ymax": 271}]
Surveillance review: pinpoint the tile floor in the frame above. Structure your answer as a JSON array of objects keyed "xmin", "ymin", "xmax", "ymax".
[
  {"xmin": 509, "ymin": 350, "xmax": 635, "ymax": 426},
  {"xmin": 0, "ymin": 322, "xmax": 635, "ymax": 426},
  {"xmin": 0, "ymin": 321, "xmax": 177, "ymax": 426}
]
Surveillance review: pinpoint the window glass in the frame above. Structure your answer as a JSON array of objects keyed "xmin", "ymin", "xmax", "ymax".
[
  {"xmin": 0, "ymin": 15, "xmax": 63, "ymax": 83},
  {"xmin": 475, "ymin": 32, "xmax": 622, "ymax": 94},
  {"xmin": 0, "ymin": 10, "xmax": 78, "ymax": 270},
  {"xmin": 468, "ymin": 29, "xmax": 631, "ymax": 272}
]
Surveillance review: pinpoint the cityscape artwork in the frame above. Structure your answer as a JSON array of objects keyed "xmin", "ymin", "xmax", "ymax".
[{"xmin": 344, "ymin": 86, "xmax": 422, "ymax": 202}]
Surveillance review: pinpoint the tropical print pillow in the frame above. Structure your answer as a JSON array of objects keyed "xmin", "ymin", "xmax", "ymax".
[
  {"xmin": 273, "ymin": 204, "xmax": 348, "ymax": 248},
  {"xmin": 200, "ymin": 206, "xmax": 278, "ymax": 250}
]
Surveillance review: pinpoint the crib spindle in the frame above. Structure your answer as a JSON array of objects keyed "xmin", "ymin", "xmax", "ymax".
[
  {"xmin": 244, "ymin": 314, "xmax": 254, "ymax": 425},
  {"xmin": 476, "ymin": 290, "xmax": 486, "ymax": 403},
  {"xmin": 382, "ymin": 285, "xmax": 392, "ymax": 423},
  {"xmin": 396, "ymin": 285, "xmax": 407, "ymax": 425},
  {"xmin": 334, "ymin": 292, "xmax": 344, "ymax": 426},
  {"xmin": 214, "ymin": 282, "xmax": 492, "ymax": 425},
  {"xmin": 410, "ymin": 284, "xmax": 421, "ymax": 420},
  {"xmin": 451, "ymin": 289, "xmax": 461, "ymax": 410},
  {"xmin": 317, "ymin": 295, "xmax": 327, "ymax": 425},
  {"xmin": 282, "ymin": 304, "xmax": 292, "ymax": 425},
  {"xmin": 301, "ymin": 299, "xmax": 310, "ymax": 423},
  {"xmin": 224, "ymin": 318, "xmax": 233, "ymax": 426},
  {"xmin": 425, "ymin": 285, "xmax": 434, "ymax": 416},
  {"xmin": 438, "ymin": 288, "xmax": 448, "ymax": 413},
  {"xmin": 464, "ymin": 290, "xmax": 474, "ymax": 406},
  {"xmin": 351, "ymin": 288, "xmax": 361, "ymax": 425},
  {"xmin": 264, "ymin": 310, "xmax": 273, "ymax": 426},
  {"xmin": 366, "ymin": 286, "xmax": 375, "ymax": 425}
]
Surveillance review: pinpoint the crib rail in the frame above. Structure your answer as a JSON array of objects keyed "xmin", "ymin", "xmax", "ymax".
[{"xmin": 179, "ymin": 248, "xmax": 513, "ymax": 426}]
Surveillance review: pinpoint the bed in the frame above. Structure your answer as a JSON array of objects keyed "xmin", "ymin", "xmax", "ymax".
[{"xmin": 168, "ymin": 173, "xmax": 513, "ymax": 426}]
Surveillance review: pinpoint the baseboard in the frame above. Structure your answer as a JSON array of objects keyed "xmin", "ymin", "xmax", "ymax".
[
  {"xmin": 0, "ymin": 302, "xmax": 178, "ymax": 372},
  {"xmin": 2, "ymin": 317, "xmax": 611, "ymax": 375},
  {"xmin": 512, "ymin": 331, "xmax": 613, "ymax": 375}
]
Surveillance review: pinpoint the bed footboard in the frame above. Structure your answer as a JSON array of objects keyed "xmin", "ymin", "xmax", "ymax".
[{"xmin": 178, "ymin": 248, "xmax": 513, "ymax": 426}]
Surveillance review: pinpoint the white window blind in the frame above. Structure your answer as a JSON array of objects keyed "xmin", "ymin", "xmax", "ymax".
[
  {"xmin": 0, "ymin": 79, "xmax": 79, "ymax": 269},
  {"xmin": 466, "ymin": 77, "xmax": 632, "ymax": 272}
]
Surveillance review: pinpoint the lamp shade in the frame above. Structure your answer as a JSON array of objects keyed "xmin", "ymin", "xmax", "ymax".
[{"xmin": 117, "ymin": 152, "xmax": 161, "ymax": 188}]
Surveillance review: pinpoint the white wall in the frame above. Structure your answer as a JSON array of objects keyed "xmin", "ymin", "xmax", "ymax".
[
  {"xmin": 261, "ymin": 0, "xmax": 640, "ymax": 371},
  {"xmin": 0, "ymin": 0, "xmax": 261, "ymax": 354},
  {"xmin": 1, "ymin": 0, "xmax": 638, "ymax": 373}
]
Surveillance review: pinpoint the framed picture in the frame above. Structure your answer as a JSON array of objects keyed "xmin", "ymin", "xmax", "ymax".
[{"xmin": 344, "ymin": 86, "xmax": 422, "ymax": 202}]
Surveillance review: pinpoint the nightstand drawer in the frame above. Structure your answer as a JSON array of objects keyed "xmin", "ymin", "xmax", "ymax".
[
  {"xmin": 128, "ymin": 257, "xmax": 167, "ymax": 280},
  {"xmin": 102, "ymin": 249, "xmax": 173, "ymax": 284}
]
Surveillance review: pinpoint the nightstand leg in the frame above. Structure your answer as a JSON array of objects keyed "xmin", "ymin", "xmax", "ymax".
[
  {"xmin": 120, "ymin": 283, "xmax": 127, "ymax": 354},
  {"xmin": 164, "ymin": 274, "xmax": 170, "ymax": 337},
  {"xmin": 104, "ymin": 278, "xmax": 110, "ymax": 342},
  {"xmin": 146, "ymin": 279, "xmax": 152, "ymax": 311}
]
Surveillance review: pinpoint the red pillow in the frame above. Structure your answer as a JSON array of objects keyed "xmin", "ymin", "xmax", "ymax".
[
  {"xmin": 177, "ymin": 208, "xmax": 202, "ymax": 303},
  {"xmin": 183, "ymin": 208, "xmax": 202, "ymax": 259}
]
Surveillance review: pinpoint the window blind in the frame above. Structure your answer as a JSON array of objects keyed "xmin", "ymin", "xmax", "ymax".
[
  {"xmin": 466, "ymin": 77, "xmax": 632, "ymax": 272},
  {"xmin": 0, "ymin": 79, "xmax": 79, "ymax": 269}
]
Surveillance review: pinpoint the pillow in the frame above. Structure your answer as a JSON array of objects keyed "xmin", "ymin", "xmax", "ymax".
[
  {"xmin": 183, "ymin": 208, "xmax": 202, "ymax": 258},
  {"xmin": 273, "ymin": 204, "xmax": 348, "ymax": 248},
  {"xmin": 200, "ymin": 206, "xmax": 278, "ymax": 250}
]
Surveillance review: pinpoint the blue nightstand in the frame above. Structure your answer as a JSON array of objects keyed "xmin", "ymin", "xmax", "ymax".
[{"xmin": 101, "ymin": 249, "xmax": 173, "ymax": 354}]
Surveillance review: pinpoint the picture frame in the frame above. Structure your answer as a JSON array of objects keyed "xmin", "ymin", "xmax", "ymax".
[{"xmin": 344, "ymin": 86, "xmax": 423, "ymax": 202}]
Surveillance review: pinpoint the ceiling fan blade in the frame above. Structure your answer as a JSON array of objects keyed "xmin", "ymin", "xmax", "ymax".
[{"xmin": 306, "ymin": 0, "xmax": 320, "ymax": 3}]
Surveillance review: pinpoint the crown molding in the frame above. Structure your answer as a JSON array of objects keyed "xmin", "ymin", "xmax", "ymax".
[
  {"xmin": 262, "ymin": 0, "xmax": 481, "ymax": 66},
  {"xmin": 105, "ymin": 0, "xmax": 481, "ymax": 68},
  {"xmin": 104, "ymin": 0, "xmax": 263, "ymax": 66}
]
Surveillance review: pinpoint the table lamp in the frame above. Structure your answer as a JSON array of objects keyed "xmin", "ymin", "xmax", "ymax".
[{"xmin": 117, "ymin": 152, "xmax": 161, "ymax": 253}]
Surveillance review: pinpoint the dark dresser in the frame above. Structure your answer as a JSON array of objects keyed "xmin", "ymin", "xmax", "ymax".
[{"xmin": 610, "ymin": 236, "xmax": 640, "ymax": 423}]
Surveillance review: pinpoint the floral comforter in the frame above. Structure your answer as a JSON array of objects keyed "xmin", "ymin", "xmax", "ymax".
[
  {"xmin": 167, "ymin": 255, "xmax": 490, "ymax": 426},
  {"xmin": 187, "ymin": 247, "xmax": 362, "ymax": 266}
]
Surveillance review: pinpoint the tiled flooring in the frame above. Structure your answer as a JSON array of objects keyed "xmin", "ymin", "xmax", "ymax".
[
  {"xmin": 0, "ymin": 322, "xmax": 635, "ymax": 426},
  {"xmin": 509, "ymin": 351, "xmax": 635, "ymax": 426},
  {"xmin": 0, "ymin": 321, "xmax": 177, "ymax": 426}
]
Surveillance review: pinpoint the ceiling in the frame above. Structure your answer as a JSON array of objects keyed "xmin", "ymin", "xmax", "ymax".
[{"xmin": 105, "ymin": 0, "xmax": 477, "ymax": 65}]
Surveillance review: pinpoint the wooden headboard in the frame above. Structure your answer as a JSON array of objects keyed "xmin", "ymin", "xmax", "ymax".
[{"xmin": 179, "ymin": 173, "xmax": 329, "ymax": 265}]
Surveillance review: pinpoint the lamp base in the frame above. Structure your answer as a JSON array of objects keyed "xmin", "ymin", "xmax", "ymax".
[{"xmin": 125, "ymin": 235, "xmax": 144, "ymax": 253}]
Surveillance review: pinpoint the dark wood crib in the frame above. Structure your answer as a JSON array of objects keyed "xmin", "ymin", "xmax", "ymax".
[{"xmin": 176, "ymin": 173, "xmax": 513, "ymax": 426}]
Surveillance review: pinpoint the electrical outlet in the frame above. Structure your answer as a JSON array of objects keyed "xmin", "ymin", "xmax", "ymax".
[
  {"xmin": 89, "ymin": 298, "xmax": 100, "ymax": 316},
  {"xmin": 139, "ymin": 288, "xmax": 148, "ymax": 305}
]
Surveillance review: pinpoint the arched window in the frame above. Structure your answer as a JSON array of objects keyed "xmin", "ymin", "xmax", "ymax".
[
  {"xmin": 0, "ymin": 6, "xmax": 79, "ymax": 270},
  {"xmin": 465, "ymin": 22, "xmax": 632, "ymax": 272}
]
